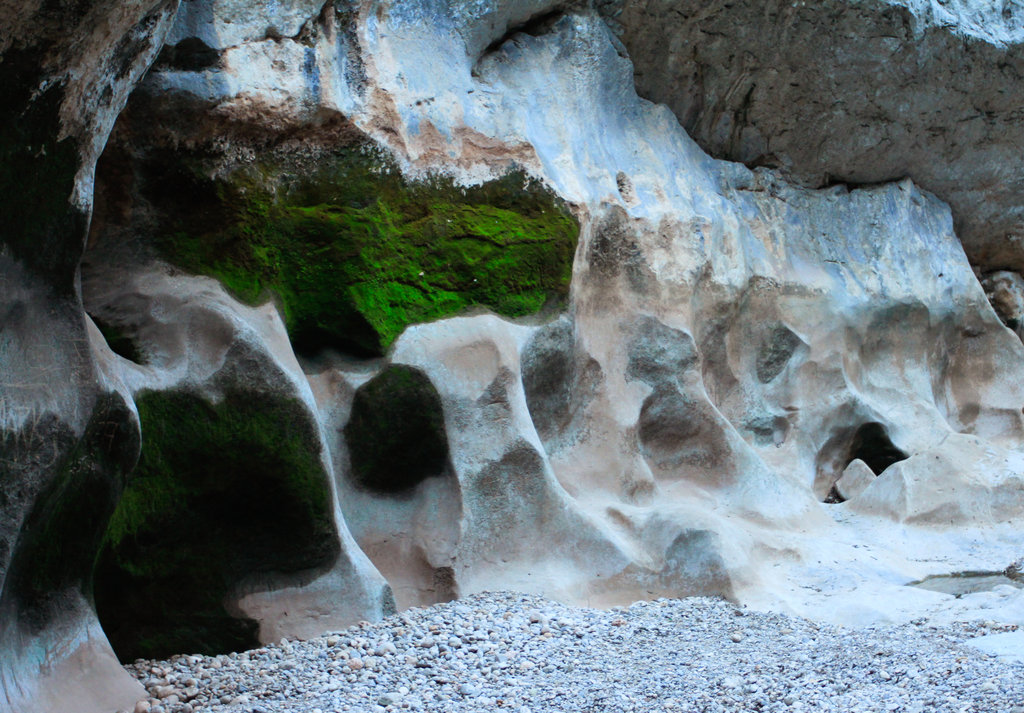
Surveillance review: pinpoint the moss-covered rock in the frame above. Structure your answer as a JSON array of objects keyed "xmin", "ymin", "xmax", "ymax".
[
  {"xmin": 2, "ymin": 394, "xmax": 139, "ymax": 633},
  {"xmin": 150, "ymin": 148, "xmax": 579, "ymax": 356},
  {"xmin": 344, "ymin": 365, "xmax": 449, "ymax": 493},
  {"xmin": 93, "ymin": 389, "xmax": 338, "ymax": 661}
]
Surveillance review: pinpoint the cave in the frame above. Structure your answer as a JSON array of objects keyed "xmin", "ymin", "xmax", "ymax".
[
  {"xmin": 817, "ymin": 421, "xmax": 909, "ymax": 503},
  {"xmin": 846, "ymin": 422, "xmax": 908, "ymax": 476}
]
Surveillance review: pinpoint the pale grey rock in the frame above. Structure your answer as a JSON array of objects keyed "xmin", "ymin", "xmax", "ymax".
[
  {"xmin": 165, "ymin": 0, "xmax": 326, "ymax": 50},
  {"xmin": 601, "ymin": 0, "xmax": 1024, "ymax": 273},
  {"xmin": 849, "ymin": 433, "xmax": 1024, "ymax": 523},
  {"xmin": 340, "ymin": 5, "xmax": 1024, "ymax": 615},
  {"xmin": 143, "ymin": 0, "xmax": 363, "ymax": 129},
  {"xmin": 835, "ymin": 459, "xmax": 877, "ymax": 502}
]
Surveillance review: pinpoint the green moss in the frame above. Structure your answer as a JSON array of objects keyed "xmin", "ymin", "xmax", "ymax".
[
  {"xmin": 344, "ymin": 365, "xmax": 449, "ymax": 493},
  {"xmin": 3, "ymin": 394, "xmax": 139, "ymax": 634},
  {"xmin": 93, "ymin": 389, "xmax": 338, "ymax": 661},
  {"xmin": 153, "ymin": 149, "xmax": 578, "ymax": 356}
]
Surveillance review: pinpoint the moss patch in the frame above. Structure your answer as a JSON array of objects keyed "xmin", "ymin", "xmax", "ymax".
[
  {"xmin": 344, "ymin": 365, "xmax": 449, "ymax": 493},
  {"xmin": 150, "ymin": 149, "xmax": 579, "ymax": 356},
  {"xmin": 93, "ymin": 389, "xmax": 338, "ymax": 661},
  {"xmin": 2, "ymin": 394, "xmax": 138, "ymax": 634}
]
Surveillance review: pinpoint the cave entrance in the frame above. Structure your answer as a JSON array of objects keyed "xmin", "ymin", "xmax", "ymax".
[
  {"xmin": 847, "ymin": 422, "xmax": 907, "ymax": 475},
  {"xmin": 819, "ymin": 421, "xmax": 908, "ymax": 503}
]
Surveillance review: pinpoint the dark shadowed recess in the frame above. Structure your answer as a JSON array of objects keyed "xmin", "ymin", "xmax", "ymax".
[
  {"xmin": 824, "ymin": 422, "xmax": 908, "ymax": 503},
  {"xmin": 93, "ymin": 389, "xmax": 339, "ymax": 662},
  {"xmin": 0, "ymin": 48, "xmax": 86, "ymax": 291},
  {"xmin": 344, "ymin": 365, "xmax": 450, "ymax": 494},
  {"xmin": 0, "ymin": 394, "xmax": 138, "ymax": 635},
  {"xmin": 477, "ymin": 7, "xmax": 568, "ymax": 60},
  {"xmin": 135, "ymin": 144, "xmax": 579, "ymax": 359},
  {"xmin": 847, "ymin": 422, "xmax": 908, "ymax": 475},
  {"xmin": 154, "ymin": 37, "xmax": 221, "ymax": 72},
  {"xmin": 88, "ymin": 312, "xmax": 147, "ymax": 363}
]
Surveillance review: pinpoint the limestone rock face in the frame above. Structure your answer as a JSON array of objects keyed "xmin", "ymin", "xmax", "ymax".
[
  {"xmin": 80, "ymin": 264, "xmax": 393, "ymax": 656},
  {"xmin": 849, "ymin": 434, "xmax": 1024, "ymax": 523},
  {"xmin": 602, "ymin": 0, "xmax": 1024, "ymax": 273},
  {"xmin": 5, "ymin": 1, "xmax": 1024, "ymax": 712},
  {"xmin": 1, "ymin": 2, "xmax": 181, "ymax": 712}
]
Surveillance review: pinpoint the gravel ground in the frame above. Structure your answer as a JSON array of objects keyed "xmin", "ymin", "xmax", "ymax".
[{"xmin": 123, "ymin": 592, "xmax": 1024, "ymax": 713}]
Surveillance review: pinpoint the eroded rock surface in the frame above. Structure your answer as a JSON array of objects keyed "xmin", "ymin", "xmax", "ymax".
[
  {"xmin": 4, "ymin": 2, "xmax": 1024, "ymax": 713},
  {"xmin": 1, "ymin": 1, "xmax": 181, "ymax": 711}
]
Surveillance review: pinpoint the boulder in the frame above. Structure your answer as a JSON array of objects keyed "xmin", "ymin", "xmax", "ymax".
[
  {"xmin": 834, "ymin": 459, "xmax": 877, "ymax": 502},
  {"xmin": 849, "ymin": 434, "xmax": 1024, "ymax": 524}
]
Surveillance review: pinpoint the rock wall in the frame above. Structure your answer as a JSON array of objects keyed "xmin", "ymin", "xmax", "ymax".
[
  {"xmin": 1, "ymin": 2, "xmax": 180, "ymax": 712},
  {"xmin": 3, "ymin": 2, "xmax": 1024, "ymax": 712},
  {"xmin": 602, "ymin": 0, "xmax": 1024, "ymax": 274}
]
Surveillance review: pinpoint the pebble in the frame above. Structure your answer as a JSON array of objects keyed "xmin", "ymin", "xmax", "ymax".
[{"xmin": 122, "ymin": 591, "xmax": 1024, "ymax": 713}]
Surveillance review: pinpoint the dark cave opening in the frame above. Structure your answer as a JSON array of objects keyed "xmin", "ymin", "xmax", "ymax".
[
  {"xmin": 846, "ymin": 422, "xmax": 908, "ymax": 475},
  {"xmin": 818, "ymin": 421, "xmax": 909, "ymax": 503},
  {"xmin": 88, "ymin": 312, "xmax": 146, "ymax": 364},
  {"xmin": 154, "ymin": 37, "xmax": 222, "ymax": 72},
  {"xmin": 478, "ymin": 7, "xmax": 568, "ymax": 60}
]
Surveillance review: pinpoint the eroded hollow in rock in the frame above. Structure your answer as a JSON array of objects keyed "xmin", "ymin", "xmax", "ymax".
[
  {"xmin": 477, "ymin": 7, "xmax": 568, "ymax": 63},
  {"xmin": 847, "ymin": 422, "xmax": 907, "ymax": 476},
  {"xmin": 756, "ymin": 324, "xmax": 802, "ymax": 384},
  {"xmin": 1, "ymin": 393, "xmax": 138, "ymax": 635},
  {"xmin": 638, "ymin": 386, "xmax": 726, "ymax": 472},
  {"xmin": 93, "ymin": 390, "xmax": 339, "ymax": 662},
  {"xmin": 521, "ymin": 320, "xmax": 574, "ymax": 443},
  {"xmin": 108, "ymin": 126, "xmax": 578, "ymax": 357},
  {"xmin": 87, "ymin": 312, "xmax": 146, "ymax": 363},
  {"xmin": 154, "ymin": 37, "xmax": 221, "ymax": 72},
  {"xmin": 820, "ymin": 421, "xmax": 909, "ymax": 503},
  {"xmin": 344, "ymin": 365, "xmax": 450, "ymax": 494}
]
